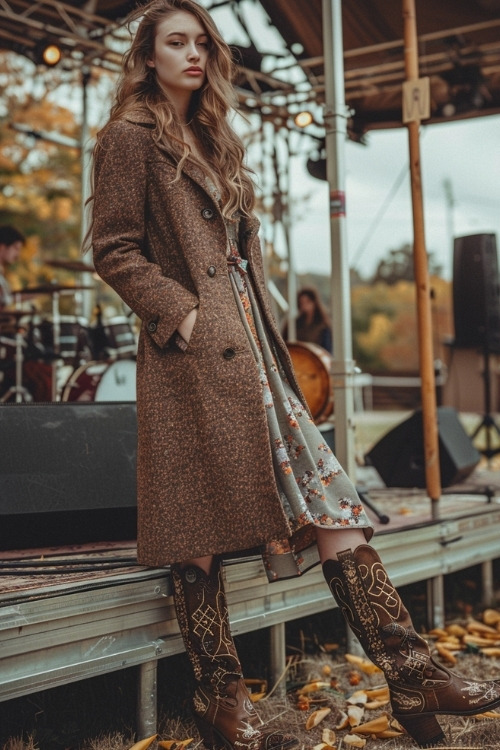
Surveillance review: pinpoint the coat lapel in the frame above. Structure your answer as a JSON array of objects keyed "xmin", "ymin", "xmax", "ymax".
[{"xmin": 125, "ymin": 110, "xmax": 219, "ymax": 205}]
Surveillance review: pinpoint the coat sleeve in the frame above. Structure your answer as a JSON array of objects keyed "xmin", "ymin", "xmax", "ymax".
[{"xmin": 91, "ymin": 120, "xmax": 198, "ymax": 348}]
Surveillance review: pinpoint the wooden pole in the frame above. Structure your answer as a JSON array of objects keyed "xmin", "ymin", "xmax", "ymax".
[{"xmin": 403, "ymin": 0, "xmax": 442, "ymax": 504}]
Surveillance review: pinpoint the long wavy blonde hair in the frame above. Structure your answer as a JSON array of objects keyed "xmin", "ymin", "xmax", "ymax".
[{"xmin": 92, "ymin": 0, "xmax": 255, "ymax": 221}]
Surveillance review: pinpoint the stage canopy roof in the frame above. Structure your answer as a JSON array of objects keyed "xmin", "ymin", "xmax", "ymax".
[{"xmin": 1, "ymin": 0, "xmax": 499, "ymax": 138}]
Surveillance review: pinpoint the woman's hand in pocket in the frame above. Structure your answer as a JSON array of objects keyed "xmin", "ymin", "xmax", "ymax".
[{"xmin": 177, "ymin": 307, "xmax": 198, "ymax": 345}]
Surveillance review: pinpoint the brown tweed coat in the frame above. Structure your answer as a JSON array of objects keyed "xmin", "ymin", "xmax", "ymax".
[{"xmin": 92, "ymin": 112, "xmax": 307, "ymax": 566}]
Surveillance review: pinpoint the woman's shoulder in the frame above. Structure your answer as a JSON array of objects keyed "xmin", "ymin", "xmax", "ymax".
[{"xmin": 99, "ymin": 112, "xmax": 155, "ymax": 146}]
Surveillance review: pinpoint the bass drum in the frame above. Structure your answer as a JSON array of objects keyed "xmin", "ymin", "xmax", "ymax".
[
  {"xmin": 286, "ymin": 341, "xmax": 333, "ymax": 424},
  {"xmin": 62, "ymin": 359, "xmax": 136, "ymax": 402}
]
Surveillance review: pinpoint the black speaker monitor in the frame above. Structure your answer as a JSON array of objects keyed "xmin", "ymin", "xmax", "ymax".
[
  {"xmin": 0, "ymin": 402, "xmax": 138, "ymax": 549},
  {"xmin": 365, "ymin": 407, "xmax": 480, "ymax": 488},
  {"xmin": 453, "ymin": 233, "xmax": 500, "ymax": 348}
]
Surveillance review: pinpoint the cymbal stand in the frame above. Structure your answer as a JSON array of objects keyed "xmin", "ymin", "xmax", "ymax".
[
  {"xmin": 0, "ymin": 326, "xmax": 32, "ymax": 403},
  {"xmin": 51, "ymin": 290, "xmax": 62, "ymax": 401}
]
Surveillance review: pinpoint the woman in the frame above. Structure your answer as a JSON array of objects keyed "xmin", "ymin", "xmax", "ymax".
[
  {"xmin": 90, "ymin": 2, "xmax": 500, "ymax": 748},
  {"xmin": 284, "ymin": 287, "xmax": 332, "ymax": 352}
]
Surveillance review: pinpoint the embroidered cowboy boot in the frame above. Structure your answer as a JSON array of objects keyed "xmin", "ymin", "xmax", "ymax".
[
  {"xmin": 171, "ymin": 560, "xmax": 299, "ymax": 750},
  {"xmin": 323, "ymin": 545, "xmax": 500, "ymax": 748}
]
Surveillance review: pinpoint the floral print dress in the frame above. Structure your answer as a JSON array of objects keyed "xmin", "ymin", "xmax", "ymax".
[{"xmin": 224, "ymin": 216, "xmax": 373, "ymax": 582}]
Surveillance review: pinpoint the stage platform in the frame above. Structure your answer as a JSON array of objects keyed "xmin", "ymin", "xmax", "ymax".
[
  {"xmin": 1, "ymin": 473, "xmax": 499, "ymax": 737},
  {"xmin": 1, "ymin": 403, "xmax": 499, "ymax": 737}
]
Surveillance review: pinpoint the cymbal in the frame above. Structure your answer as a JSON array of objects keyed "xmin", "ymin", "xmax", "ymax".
[
  {"xmin": 46, "ymin": 259, "xmax": 95, "ymax": 273},
  {"xmin": 12, "ymin": 284, "xmax": 94, "ymax": 297}
]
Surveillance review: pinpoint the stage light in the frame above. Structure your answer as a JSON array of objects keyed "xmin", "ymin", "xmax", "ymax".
[
  {"xmin": 294, "ymin": 110, "xmax": 314, "ymax": 128},
  {"xmin": 41, "ymin": 44, "xmax": 62, "ymax": 67}
]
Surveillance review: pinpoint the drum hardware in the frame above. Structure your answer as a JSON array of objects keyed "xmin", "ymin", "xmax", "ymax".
[
  {"xmin": 12, "ymin": 283, "xmax": 94, "ymax": 297},
  {"xmin": 356, "ymin": 488, "xmax": 390, "ymax": 525},
  {"xmin": 62, "ymin": 359, "xmax": 136, "ymax": 402},
  {"xmin": 9, "ymin": 284, "xmax": 95, "ymax": 401},
  {"xmin": 0, "ymin": 326, "xmax": 33, "ymax": 403}
]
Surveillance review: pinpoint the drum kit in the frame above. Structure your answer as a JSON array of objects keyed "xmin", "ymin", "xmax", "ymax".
[{"xmin": 0, "ymin": 260, "xmax": 137, "ymax": 404}]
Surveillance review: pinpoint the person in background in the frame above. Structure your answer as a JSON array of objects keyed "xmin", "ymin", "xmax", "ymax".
[
  {"xmin": 0, "ymin": 225, "xmax": 24, "ymax": 309},
  {"xmin": 89, "ymin": 2, "xmax": 500, "ymax": 749},
  {"xmin": 284, "ymin": 286, "xmax": 332, "ymax": 352}
]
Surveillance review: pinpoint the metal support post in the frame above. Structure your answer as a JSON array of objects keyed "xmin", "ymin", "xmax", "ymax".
[
  {"xmin": 481, "ymin": 559, "xmax": 495, "ymax": 607},
  {"xmin": 427, "ymin": 576, "xmax": 445, "ymax": 629},
  {"xmin": 269, "ymin": 622, "xmax": 286, "ymax": 697},
  {"xmin": 137, "ymin": 659, "xmax": 158, "ymax": 739}
]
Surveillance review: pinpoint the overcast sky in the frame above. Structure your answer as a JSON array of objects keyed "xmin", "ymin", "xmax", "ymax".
[{"xmin": 288, "ymin": 114, "xmax": 500, "ymax": 281}]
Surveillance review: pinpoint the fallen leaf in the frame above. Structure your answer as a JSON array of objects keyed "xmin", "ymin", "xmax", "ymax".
[
  {"xmin": 446, "ymin": 623, "xmax": 467, "ymax": 637},
  {"xmin": 466, "ymin": 619, "xmax": 498, "ymax": 635},
  {"xmin": 482, "ymin": 609, "xmax": 500, "ymax": 626},
  {"xmin": 364, "ymin": 686, "xmax": 390, "ymax": 700},
  {"xmin": 298, "ymin": 681, "xmax": 331, "ymax": 694},
  {"xmin": 321, "ymin": 727, "xmax": 336, "ymax": 745},
  {"xmin": 343, "ymin": 734, "xmax": 366, "ymax": 747},
  {"xmin": 352, "ymin": 714, "xmax": 391, "ymax": 735},
  {"xmin": 158, "ymin": 740, "xmax": 193, "ymax": 750},
  {"xmin": 347, "ymin": 705, "xmax": 365, "ymax": 727},
  {"xmin": 470, "ymin": 711, "xmax": 500, "ymax": 719},
  {"xmin": 365, "ymin": 698, "xmax": 390, "ymax": 710},
  {"xmin": 129, "ymin": 736, "xmax": 157, "ymax": 750},
  {"xmin": 347, "ymin": 690, "xmax": 368, "ymax": 705},
  {"xmin": 306, "ymin": 707, "xmax": 331, "ymax": 729},
  {"xmin": 335, "ymin": 710, "xmax": 349, "ymax": 730},
  {"xmin": 435, "ymin": 642, "xmax": 457, "ymax": 664}
]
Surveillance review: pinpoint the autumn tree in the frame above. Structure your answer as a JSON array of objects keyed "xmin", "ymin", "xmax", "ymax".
[{"xmin": 372, "ymin": 242, "xmax": 443, "ymax": 285}]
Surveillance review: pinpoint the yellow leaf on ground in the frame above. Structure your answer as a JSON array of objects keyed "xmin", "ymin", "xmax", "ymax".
[
  {"xmin": 158, "ymin": 740, "xmax": 193, "ymax": 750},
  {"xmin": 347, "ymin": 690, "xmax": 368, "ymax": 705},
  {"xmin": 306, "ymin": 707, "xmax": 331, "ymax": 729},
  {"xmin": 365, "ymin": 698, "xmax": 390, "ymax": 710},
  {"xmin": 321, "ymin": 728, "xmax": 336, "ymax": 745},
  {"xmin": 249, "ymin": 692, "xmax": 267, "ymax": 703},
  {"xmin": 343, "ymin": 734, "xmax": 366, "ymax": 747},
  {"xmin": 364, "ymin": 686, "xmax": 390, "ymax": 700},
  {"xmin": 467, "ymin": 619, "xmax": 498, "ymax": 635},
  {"xmin": 435, "ymin": 642, "xmax": 457, "ymax": 665},
  {"xmin": 470, "ymin": 711, "xmax": 500, "ymax": 719},
  {"xmin": 347, "ymin": 705, "xmax": 365, "ymax": 727},
  {"xmin": 344, "ymin": 653, "xmax": 381, "ymax": 674},
  {"xmin": 352, "ymin": 714, "xmax": 390, "ymax": 735},
  {"xmin": 483, "ymin": 609, "xmax": 500, "ymax": 626},
  {"xmin": 335, "ymin": 710, "xmax": 349, "ymax": 730},
  {"xmin": 129, "ymin": 735, "xmax": 157, "ymax": 750},
  {"xmin": 298, "ymin": 681, "xmax": 331, "ymax": 694}
]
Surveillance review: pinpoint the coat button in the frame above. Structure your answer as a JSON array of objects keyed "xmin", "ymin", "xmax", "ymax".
[
  {"xmin": 201, "ymin": 208, "xmax": 214, "ymax": 220},
  {"xmin": 147, "ymin": 320, "xmax": 158, "ymax": 333},
  {"xmin": 223, "ymin": 347, "xmax": 236, "ymax": 360},
  {"xmin": 207, "ymin": 265, "xmax": 216, "ymax": 277}
]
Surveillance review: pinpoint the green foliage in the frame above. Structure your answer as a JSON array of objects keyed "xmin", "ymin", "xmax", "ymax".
[{"xmin": 371, "ymin": 242, "xmax": 443, "ymax": 284}]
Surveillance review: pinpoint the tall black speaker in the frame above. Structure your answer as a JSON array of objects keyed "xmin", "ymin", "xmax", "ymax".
[
  {"xmin": 453, "ymin": 233, "xmax": 500, "ymax": 348},
  {"xmin": 364, "ymin": 407, "xmax": 480, "ymax": 488}
]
